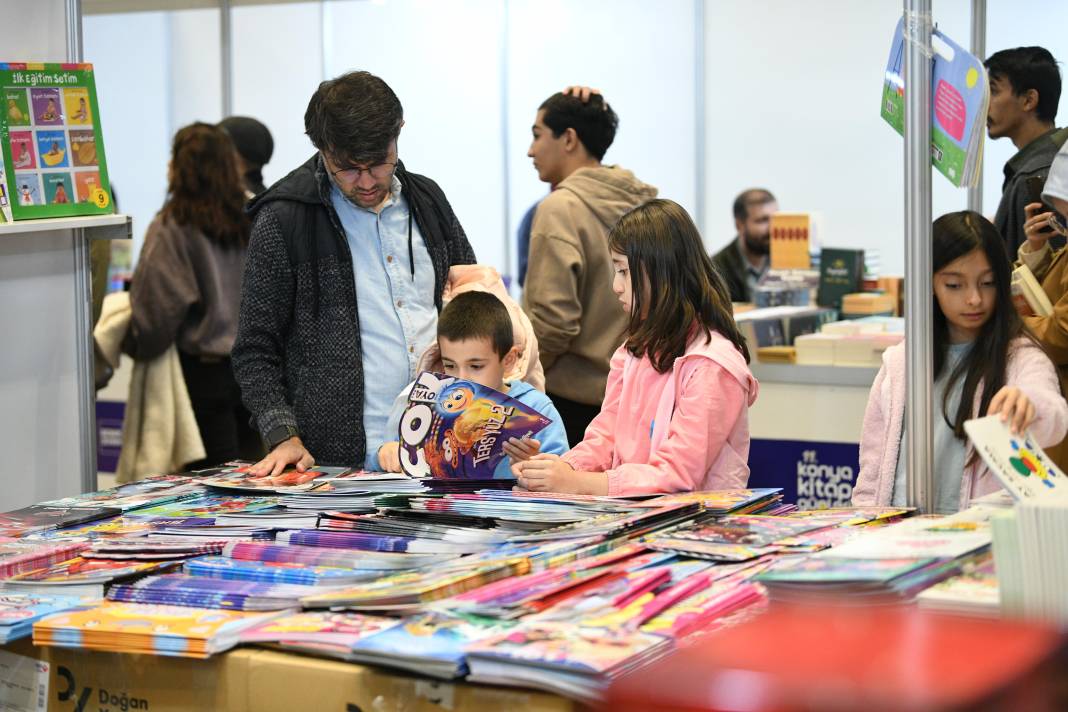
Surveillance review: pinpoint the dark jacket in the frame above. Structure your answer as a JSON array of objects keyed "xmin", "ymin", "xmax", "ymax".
[
  {"xmin": 232, "ymin": 155, "xmax": 475, "ymax": 466},
  {"xmin": 995, "ymin": 126, "xmax": 1068, "ymax": 257},
  {"xmin": 711, "ymin": 239, "xmax": 750, "ymax": 303}
]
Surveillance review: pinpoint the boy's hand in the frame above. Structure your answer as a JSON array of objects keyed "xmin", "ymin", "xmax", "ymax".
[
  {"xmin": 1024, "ymin": 202, "xmax": 1056, "ymax": 250},
  {"xmin": 249, "ymin": 437, "xmax": 314, "ymax": 477},
  {"xmin": 988, "ymin": 386, "xmax": 1036, "ymax": 435},
  {"xmin": 503, "ymin": 437, "xmax": 541, "ymax": 463},
  {"xmin": 377, "ymin": 442, "xmax": 402, "ymax": 472}
]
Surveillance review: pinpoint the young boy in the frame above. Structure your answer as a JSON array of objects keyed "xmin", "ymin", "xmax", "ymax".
[{"xmin": 376, "ymin": 291, "xmax": 569, "ymax": 475}]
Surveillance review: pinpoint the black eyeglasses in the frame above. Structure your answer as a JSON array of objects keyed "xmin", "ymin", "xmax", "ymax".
[{"xmin": 330, "ymin": 160, "xmax": 397, "ymax": 183}]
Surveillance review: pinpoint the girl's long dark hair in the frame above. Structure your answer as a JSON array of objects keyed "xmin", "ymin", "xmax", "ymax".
[
  {"xmin": 161, "ymin": 122, "xmax": 249, "ymax": 248},
  {"xmin": 609, "ymin": 199, "xmax": 749, "ymax": 373},
  {"xmin": 934, "ymin": 210, "xmax": 1033, "ymax": 440}
]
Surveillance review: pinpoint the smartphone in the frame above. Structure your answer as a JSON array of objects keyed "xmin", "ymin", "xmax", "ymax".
[{"xmin": 1025, "ymin": 174, "xmax": 1055, "ymax": 213}]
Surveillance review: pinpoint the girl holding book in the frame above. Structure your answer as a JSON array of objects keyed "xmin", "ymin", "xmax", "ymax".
[
  {"xmin": 853, "ymin": 211, "xmax": 1068, "ymax": 512},
  {"xmin": 512, "ymin": 199, "xmax": 758, "ymax": 496}
]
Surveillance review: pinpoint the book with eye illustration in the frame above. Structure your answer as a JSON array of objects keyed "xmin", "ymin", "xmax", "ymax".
[{"xmin": 398, "ymin": 371, "xmax": 551, "ymax": 479}]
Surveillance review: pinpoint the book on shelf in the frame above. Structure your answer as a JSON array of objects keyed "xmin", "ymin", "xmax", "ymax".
[{"xmin": 1, "ymin": 63, "xmax": 114, "ymax": 219}]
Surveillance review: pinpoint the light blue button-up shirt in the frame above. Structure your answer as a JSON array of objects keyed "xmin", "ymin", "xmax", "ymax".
[{"xmin": 330, "ymin": 176, "xmax": 437, "ymax": 470}]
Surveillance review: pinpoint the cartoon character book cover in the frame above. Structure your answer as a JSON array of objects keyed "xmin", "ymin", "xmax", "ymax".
[{"xmin": 398, "ymin": 371, "xmax": 551, "ymax": 479}]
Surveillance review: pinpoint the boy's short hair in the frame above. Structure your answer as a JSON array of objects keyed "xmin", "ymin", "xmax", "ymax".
[
  {"xmin": 538, "ymin": 92, "xmax": 619, "ymax": 161},
  {"xmin": 985, "ymin": 47, "xmax": 1062, "ymax": 123},
  {"xmin": 437, "ymin": 291, "xmax": 514, "ymax": 358}
]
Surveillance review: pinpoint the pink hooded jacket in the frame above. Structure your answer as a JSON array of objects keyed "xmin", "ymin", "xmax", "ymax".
[
  {"xmin": 562, "ymin": 330, "xmax": 759, "ymax": 496},
  {"xmin": 416, "ymin": 265, "xmax": 545, "ymax": 391},
  {"xmin": 852, "ymin": 338, "xmax": 1068, "ymax": 508}
]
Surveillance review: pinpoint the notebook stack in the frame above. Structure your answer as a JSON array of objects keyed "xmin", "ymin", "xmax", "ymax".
[
  {"xmin": 965, "ymin": 414, "xmax": 1068, "ymax": 623},
  {"xmin": 107, "ymin": 574, "xmax": 325, "ymax": 611}
]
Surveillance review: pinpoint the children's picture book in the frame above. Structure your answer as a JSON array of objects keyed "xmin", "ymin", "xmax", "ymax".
[
  {"xmin": 240, "ymin": 610, "xmax": 396, "ymax": 648},
  {"xmin": 465, "ymin": 621, "xmax": 671, "ymax": 701},
  {"xmin": 183, "ymin": 556, "xmax": 380, "ymax": 587},
  {"xmin": 0, "ymin": 540, "xmax": 89, "ymax": 578},
  {"xmin": 107, "ymin": 574, "xmax": 320, "ymax": 611},
  {"xmin": 1011, "ymin": 263, "xmax": 1054, "ymax": 318},
  {"xmin": 5, "ymin": 556, "xmax": 178, "ymax": 586},
  {"xmin": 0, "ymin": 592, "xmax": 86, "ymax": 644},
  {"xmin": 36, "ymin": 474, "xmax": 199, "ymax": 512},
  {"xmin": 964, "ymin": 415, "xmax": 1068, "ymax": 501},
  {"xmin": 880, "ymin": 19, "xmax": 989, "ymax": 187},
  {"xmin": 398, "ymin": 371, "xmax": 552, "ymax": 479},
  {"xmin": 1, "ymin": 63, "xmax": 113, "ymax": 218},
  {"xmin": 199, "ymin": 464, "xmax": 350, "ymax": 493},
  {"xmin": 123, "ymin": 494, "xmax": 279, "ymax": 520},
  {"xmin": 0, "ymin": 504, "xmax": 121, "ymax": 538},
  {"xmin": 32, "ymin": 601, "xmax": 283, "ymax": 658},
  {"xmin": 350, "ymin": 611, "xmax": 515, "ymax": 679},
  {"xmin": 640, "ymin": 489, "xmax": 784, "ymax": 515}
]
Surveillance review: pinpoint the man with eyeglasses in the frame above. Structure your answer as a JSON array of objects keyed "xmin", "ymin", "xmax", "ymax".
[{"xmin": 233, "ymin": 71, "xmax": 475, "ymax": 474}]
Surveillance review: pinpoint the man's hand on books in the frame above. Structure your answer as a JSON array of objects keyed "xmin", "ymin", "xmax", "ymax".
[
  {"xmin": 249, "ymin": 436, "xmax": 314, "ymax": 477},
  {"xmin": 503, "ymin": 437, "xmax": 541, "ymax": 463},
  {"xmin": 1023, "ymin": 202, "xmax": 1057, "ymax": 249},
  {"xmin": 988, "ymin": 386, "xmax": 1036, "ymax": 435},
  {"xmin": 377, "ymin": 442, "xmax": 402, "ymax": 473}
]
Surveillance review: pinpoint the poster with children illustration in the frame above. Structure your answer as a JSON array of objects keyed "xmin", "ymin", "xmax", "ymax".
[
  {"xmin": 398, "ymin": 371, "xmax": 551, "ymax": 480},
  {"xmin": 0, "ymin": 63, "xmax": 112, "ymax": 219}
]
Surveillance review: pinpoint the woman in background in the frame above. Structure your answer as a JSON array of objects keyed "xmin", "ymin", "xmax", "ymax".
[{"xmin": 124, "ymin": 122, "xmax": 261, "ymax": 467}]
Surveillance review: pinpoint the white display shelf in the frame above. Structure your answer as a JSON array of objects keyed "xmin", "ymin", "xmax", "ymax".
[
  {"xmin": 749, "ymin": 361, "xmax": 879, "ymax": 387},
  {"xmin": 0, "ymin": 213, "xmax": 131, "ymax": 239}
]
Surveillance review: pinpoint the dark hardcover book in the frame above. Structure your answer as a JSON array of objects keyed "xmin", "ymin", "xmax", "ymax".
[{"xmin": 817, "ymin": 248, "xmax": 865, "ymax": 309}]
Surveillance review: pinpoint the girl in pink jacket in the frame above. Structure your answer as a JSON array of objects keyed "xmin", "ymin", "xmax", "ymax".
[
  {"xmin": 512, "ymin": 199, "xmax": 758, "ymax": 496},
  {"xmin": 853, "ymin": 211, "xmax": 1068, "ymax": 512}
]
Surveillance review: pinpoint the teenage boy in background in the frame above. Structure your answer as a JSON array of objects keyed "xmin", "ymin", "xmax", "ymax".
[
  {"xmin": 377, "ymin": 291, "xmax": 569, "ymax": 475},
  {"xmin": 985, "ymin": 46, "xmax": 1068, "ymax": 255},
  {"xmin": 522, "ymin": 89, "xmax": 657, "ymax": 447},
  {"xmin": 711, "ymin": 188, "xmax": 778, "ymax": 304}
]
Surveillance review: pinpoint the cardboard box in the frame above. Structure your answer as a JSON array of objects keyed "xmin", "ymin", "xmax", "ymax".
[
  {"xmin": 43, "ymin": 644, "xmax": 248, "ymax": 712},
  {"xmin": 241, "ymin": 648, "xmax": 577, "ymax": 712},
  {"xmin": 2, "ymin": 642, "xmax": 577, "ymax": 712}
]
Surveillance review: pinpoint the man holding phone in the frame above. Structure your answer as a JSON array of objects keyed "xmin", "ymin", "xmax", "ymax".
[{"xmin": 984, "ymin": 46, "xmax": 1068, "ymax": 256}]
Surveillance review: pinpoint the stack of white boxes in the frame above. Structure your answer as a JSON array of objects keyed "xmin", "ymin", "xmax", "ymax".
[{"xmin": 794, "ymin": 317, "xmax": 904, "ymax": 367}]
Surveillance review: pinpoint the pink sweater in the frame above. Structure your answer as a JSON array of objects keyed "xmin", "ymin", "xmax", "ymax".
[
  {"xmin": 562, "ymin": 331, "xmax": 758, "ymax": 496},
  {"xmin": 852, "ymin": 338, "xmax": 1068, "ymax": 508}
]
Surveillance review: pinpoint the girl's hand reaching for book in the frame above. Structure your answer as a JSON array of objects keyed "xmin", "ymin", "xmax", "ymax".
[
  {"xmin": 988, "ymin": 386, "xmax": 1036, "ymax": 435},
  {"xmin": 513, "ymin": 455, "xmax": 609, "ymax": 495},
  {"xmin": 503, "ymin": 437, "xmax": 541, "ymax": 463}
]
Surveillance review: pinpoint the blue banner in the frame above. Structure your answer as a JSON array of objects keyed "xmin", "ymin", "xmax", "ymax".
[{"xmin": 748, "ymin": 439, "xmax": 860, "ymax": 510}]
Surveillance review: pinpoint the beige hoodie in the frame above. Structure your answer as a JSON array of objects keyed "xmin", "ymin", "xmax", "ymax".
[{"xmin": 522, "ymin": 165, "xmax": 658, "ymax": 405}]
